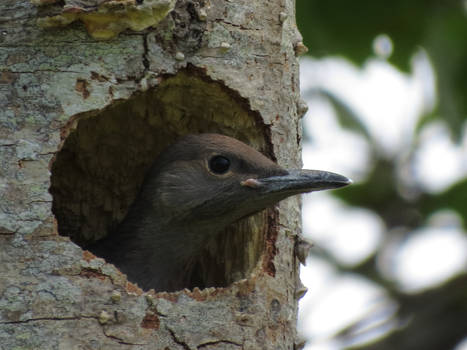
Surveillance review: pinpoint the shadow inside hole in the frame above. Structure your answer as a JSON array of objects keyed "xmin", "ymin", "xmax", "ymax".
[{"xmin": 50, "ymin": 69, "xmax": 274, "ymax": 291}]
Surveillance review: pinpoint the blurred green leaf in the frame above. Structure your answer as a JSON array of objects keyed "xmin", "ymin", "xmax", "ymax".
[
  {"xmin": 296, "ymin": 0, "xmax": 427, "ymax": 70},
  {"xmin": 296, "ymin": 0, "xmax": 467, "ymax": 137},
  {"xmin": 421, "ymin": 178, "xmax": 467, "ymax": 228},
  {"xmin": 305, "ymin": 88, "xmax": 373, "ymax": 140},
  {"xmin": 335, "ymin": 158, "xmax": 423, "ymax": 228}
]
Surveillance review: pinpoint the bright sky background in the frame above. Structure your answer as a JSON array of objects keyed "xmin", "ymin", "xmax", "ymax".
[{"xmin": 298, "ymin": 51, "xmax": 467, "ymax": 350}]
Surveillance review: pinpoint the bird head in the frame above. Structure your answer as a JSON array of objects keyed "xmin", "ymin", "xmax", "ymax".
[{"xmin": 140, "ymin": 134, "xmax": 351, "ymax": 231}]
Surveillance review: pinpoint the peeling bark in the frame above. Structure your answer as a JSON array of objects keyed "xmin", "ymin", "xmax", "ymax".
[{"xmin": 0, "ymin": 0, "xmax": 306, "ymax": 348}]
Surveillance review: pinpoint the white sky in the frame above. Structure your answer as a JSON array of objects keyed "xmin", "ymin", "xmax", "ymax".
[{"xmin": 298, "ymin": 53, "xmax": 467, "ymax": 349}]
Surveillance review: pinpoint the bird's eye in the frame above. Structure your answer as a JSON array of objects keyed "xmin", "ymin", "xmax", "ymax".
[{"xmin": 209, "ymin": 155, "xmax": 230, "ymax": 174}]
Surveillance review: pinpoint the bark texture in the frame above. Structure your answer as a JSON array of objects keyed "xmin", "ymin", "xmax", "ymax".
[{"xmin": 0, "ymin": 0, "xmax": 306, "ymax": 348}]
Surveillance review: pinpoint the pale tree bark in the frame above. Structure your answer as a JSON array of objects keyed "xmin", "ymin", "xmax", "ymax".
[{"xmin": 0, "ymin": 0, "xmax": 308, "ymax": 348}]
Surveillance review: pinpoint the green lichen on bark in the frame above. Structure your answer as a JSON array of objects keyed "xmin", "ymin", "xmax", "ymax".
[{"xmin": 35, "ymin": 0, "xmax": 176, "ymax": 40}]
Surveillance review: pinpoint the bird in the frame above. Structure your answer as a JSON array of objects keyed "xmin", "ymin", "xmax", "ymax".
[{"xmin": 87, "ymin": 133, "xmax": 351, "ymax": 292}]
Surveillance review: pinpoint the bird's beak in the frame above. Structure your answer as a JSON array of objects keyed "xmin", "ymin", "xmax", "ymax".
[{"xmin": 241, "ymin": 169, "xmax": 352, "ymax": 195}]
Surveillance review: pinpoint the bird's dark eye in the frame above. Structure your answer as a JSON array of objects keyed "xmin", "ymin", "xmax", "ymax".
[{"xmin": 209, "ymin": 155, "xmax": 230, "ymax": 174}]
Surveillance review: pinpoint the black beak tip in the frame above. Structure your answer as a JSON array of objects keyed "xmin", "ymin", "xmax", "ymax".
[
  {"xmin": 296, "ymin": 169, "xmax": 352, "ymax": 191},
  {"xmin": 330, "ymin": 174, "xmax": 353, "ymax": 189}
]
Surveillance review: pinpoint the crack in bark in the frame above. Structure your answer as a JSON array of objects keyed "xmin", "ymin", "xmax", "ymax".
[
  {"xmin": 38, "ymin": 151, "xmax": 57, "ymax": 156},
  {"xmin": 102, "ymin": 330, "xmax": 146, "ymax": 346},
  {"xmin": 2, "ymin": 69, "xmax": 83, "ymax": 74},
  {"xmin": 167, "ymin": 327, "xmax": 191, "ymax": 350},
  {"xmin": 3, "ymin": 316, "xmax": 143, "ymax": 346},
  {"xmin": 214, "ymin": 18, "xmax": 260, "ymax": 31},
  {"xmin": 149, "ymin": 305, "xmax": 168, "ymax": 318},
  {"xmin": 26, "ymin": 200, "xmax": 52, "ymax": 204},
  {"xmin": 17, "ymin": 218, "xmax": 41, "ymax": 222},
  {"xmin": 0, "ymin": 315, "xmax": 94, "ymax": 324},
  {"xmin": 197, "ymin": 339, "xmax": 243, "ymax": 349},
  {"xmin": 0, "ymin": 230, "xmax": 17, "ymax": 236},
  {"xmin": 199, "ymin": 53, "xmax": 273, "ymax": 60},
  {"xmin": 142, "ymin": 33, "xmax": 150, "ymax": 72}
]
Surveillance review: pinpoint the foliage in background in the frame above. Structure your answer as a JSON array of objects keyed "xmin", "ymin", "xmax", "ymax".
[
  {"xmin": 297, "ymin": 0, "xmax": 467, "ymax": 138},
  {"xmin": 296, "ymin": 1, "xmax": 467, "ymax": 349}
]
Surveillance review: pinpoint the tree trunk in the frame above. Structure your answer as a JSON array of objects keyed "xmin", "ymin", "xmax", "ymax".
[{"xmin": 0, "ymin": 0, "xmax": 306, "ymax": 348}]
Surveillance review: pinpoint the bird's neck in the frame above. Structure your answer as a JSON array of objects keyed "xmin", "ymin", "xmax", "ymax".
[{"xmin": 93, "ymin": 206, "xmax": 219, "ymax": 292}]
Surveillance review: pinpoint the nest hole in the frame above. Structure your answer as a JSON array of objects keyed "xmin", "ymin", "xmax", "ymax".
[{"xmin": 50, "ymin": 69, "xmax": 275, "ymax": 291}]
